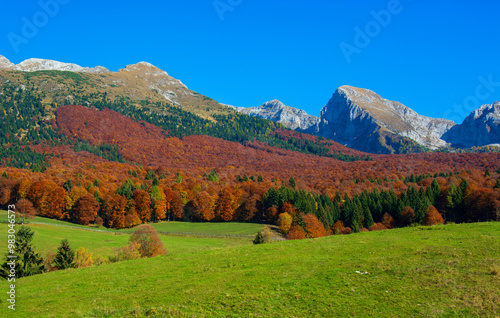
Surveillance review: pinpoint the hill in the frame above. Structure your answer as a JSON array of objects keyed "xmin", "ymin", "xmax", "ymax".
[{"xmin": 0, "ymin": 222, "xmax": 498, "ymax": 317}]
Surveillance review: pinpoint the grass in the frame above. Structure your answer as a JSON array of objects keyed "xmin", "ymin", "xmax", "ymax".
[
  {"xmin": 0, "ymin": 211, "xmax": 254, "ymax": 258},
  {"xmin": 0, "ymin": 222, "xmax": 498, "ymax": 317},
  {"xmin": 0, "ymin": 210, "xmax": 264, "ymax": 236}
]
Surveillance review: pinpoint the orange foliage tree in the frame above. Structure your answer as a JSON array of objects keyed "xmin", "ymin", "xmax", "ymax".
[
  {"xmin": 191, "ymin": 191, "xmax": 214, "ymax": 221},
  {"xmin": 215, "ymin": 187, "xmax": 236, "ymax": 221},
  {"xmin": 15, "ymin": 199, "xmax": 36, "ymax": 220},
  {"xmin": 422, "ymin": 206, "xmax": 444, "ymax": 226},
  {"xmin": 303, "ymin": 213, "xmax": 328, "ymax": 238},
  {"xmin": 331, "ymin": 220, "xmax": 344, "ymax": 234},
  {"xmin": 133, "ymin": 190, "xmax": 152, "ymax": 223},
  {"xmin": 286, "ymin": 224, "xmax": 306, "ymax": 240}
]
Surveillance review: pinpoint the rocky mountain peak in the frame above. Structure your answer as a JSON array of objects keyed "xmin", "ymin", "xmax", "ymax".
[
  {"xmin": 15, "ymin": 58, "xmax": 110, "ymax": 73},
  {"xmin": 0, "ymin": 55, "xmax": 15, "ymax": 70},
  {"xmin": 442, "ymin": 101, "xmax": 500, "ymax": 148},
  {"xmin": 238, "ymin": 100, "xmax": 319, "ymax": 131},
  {"xmin": 317, "ymin": 85, "xmax": 456, "ymax": 151}
]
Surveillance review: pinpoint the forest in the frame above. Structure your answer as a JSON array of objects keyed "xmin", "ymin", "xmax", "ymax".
[{"xmin": 0, "ymin": 83, "xmax": 499, "ymax": 239}]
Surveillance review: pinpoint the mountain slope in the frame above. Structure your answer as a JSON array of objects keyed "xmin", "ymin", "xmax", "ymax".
[
  {"xmin": 315, "ymin": 86, "xmax": 456, "ymax": 153},
  {"xmin": 238, "ymin": 100, "xmax": 319, "ymax": 132},
  {"xmin": 0, "ymin": 55, "xmax": 233, "ymax": 119},
  {"xmin": 442, "ymin": 102, "xmax": 500, "ymax": 148}
]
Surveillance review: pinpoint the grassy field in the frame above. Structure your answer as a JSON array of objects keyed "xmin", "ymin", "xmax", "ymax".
[
  {"xmin": 0, "ymin": 221, "xmax": 498, "ymax": 317},
  {"xmin": 0, "ymin": 211, "xmax": 256, "ymax": 258},
  {"xmin": 0, "ymin": 210, "xmax": 265, "ymax": 236}
]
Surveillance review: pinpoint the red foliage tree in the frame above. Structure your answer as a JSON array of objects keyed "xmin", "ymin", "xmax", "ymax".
[
  {"xmin": 381, "ymin": 213, "xmax": 395, "ymax": 229},
  {"xmin": 15, "ymin": 199, "xmax": 36, "ymax": 220},
  {"xmin": 73, "ymin": 194, "xmax": 100, "ymax": 225},
  {"xmin": 399, "ymin": 206, "xmax": 415, "ymax": 227},
  {"xmin": 286, "ymin": 224, "xmax": 306, "ymax": 240},
  {"xmin": 191, "ymin": 191, "xmax": 214, "ymax": 221},
  {"xmin": 331, "ymin": 220, "xmax": 344, "ymax": 234}
]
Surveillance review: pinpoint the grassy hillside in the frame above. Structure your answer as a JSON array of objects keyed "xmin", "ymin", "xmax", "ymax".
[
  {"xmin": 0, "ymin": 222, "xmax": 498, "ymax": 317},
  {"xmin": 0, "ymin": 211, "xmax": 257, "ymax": 257}
]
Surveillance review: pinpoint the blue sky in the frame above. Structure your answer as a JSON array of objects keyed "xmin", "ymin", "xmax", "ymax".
[{"xmin": 1, "ymin": 0, "xmax": 499, "ymax": 123}]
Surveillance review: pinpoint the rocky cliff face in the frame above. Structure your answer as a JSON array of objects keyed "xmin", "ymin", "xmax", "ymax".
[
  {"xmin": 442, "ymin": 102, "xmax": 500, "ymax": 148},
  {"xmin": 315, "ymin": 86, "xmax": 456, "ymax": 153},
  {"xmin": 238, "ymin": 100, "xmax": 319, "ymax": 131}
]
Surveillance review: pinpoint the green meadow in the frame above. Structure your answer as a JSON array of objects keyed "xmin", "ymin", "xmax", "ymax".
[{"xmin": 0, "ymin": 210, "xmax": 498, "ymax": 317}]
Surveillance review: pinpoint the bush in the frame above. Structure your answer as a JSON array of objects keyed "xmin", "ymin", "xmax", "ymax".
[
  {"xmin": 109, "ymin": 242, "xmax": 141, "ymax": 263},
  {"xmin": 369, "ymin": 223, "xmax": 388, "ymax": 231},
  {"xmin": 340, "ymin": 227, "xmax": 352, "ymax": 235},
  {"xmin": 253, "ymin": 227, "xmax": 274, "ymax": 244},
  {"xmin": 74, "ymin": 247, "xmax": 93, "ymax": 268},
  {"xmin": 129, "ymin": 224, "xmax": 167, "ymax": 258},
  {"xmin": 94, "ymin": 255, "xmax": 109, "ymax": 266}
]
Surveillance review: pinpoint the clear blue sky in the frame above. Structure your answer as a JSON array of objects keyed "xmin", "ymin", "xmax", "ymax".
[{"xmin": 1, "ymin": 0, "xmax": 499, "ymax": 123}]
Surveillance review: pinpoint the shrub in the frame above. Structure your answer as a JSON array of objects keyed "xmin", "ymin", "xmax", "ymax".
[
  {"xmin": 340, "ymin": 227, "xmax": 352, "ymax": 235},
  {"xmin": 253, "ymin": 227, "xmax": 274, "ymax": 244},
  {"xmin": 422, "ymin": 206, "xmax": 445, "ymax": 226},
  {"xmin": 369, "ymin": 223, "xmax": 388, "ymax": 231},
  {"xmin": 94, "ymin": 255, "xmax": 109, "ymax": 266},
  {"xmin": 359, "ymin": 228, "xmax": 369, "ymax": 232},
  {"xmin": 129, "ymin": 224, "xmax": 167, "ymax": 258},
  {"xmin": 74, "ymin": 247, "xmax": 93, "ymax": 268},
  {"xmin": 109, "ymin": 242, "xmax": 141, "ymax": 263}
]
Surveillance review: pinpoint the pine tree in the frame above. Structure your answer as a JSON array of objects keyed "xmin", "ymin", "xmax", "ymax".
[
  {"xmin": 54, "ymin": 239, "xmax": 75, "ymax": 270},
  {"xmin": 1, "ymin": 171, "xmax": 7, "ymax": 179},
  {"xmin": 485, "ymin": 168, "xmax": 490, "ymax": 177},
  {"xmin": 289, "ymin": 177, "xmax": 297, "ymax": 189},
  {"xmin": 63, "ymin": 179, "xmax": 73, "ymax": 191},
  {"xmin": 0, "ymin": 226, "xmax": 45, "ymax": 279},
  {"xmin": 145, "ymin": 170, "xmax": 156, "ymax": 180},
  {"xmin": 152, "ymin": 175, "xmax": 159, "ymax": 186},
  {"xmin": 257, "ymin": 174, "xmax": 264, "ymax": 183}
]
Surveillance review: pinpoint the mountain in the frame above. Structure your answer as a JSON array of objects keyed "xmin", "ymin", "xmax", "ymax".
[
  {"xmin": 0, "ymin": 55, "xmax": 232, "ymax": 119},
  {"xmin": 442, "ymin": 102, "xmax": 500, "ymax": 148},
  {"xmin": 238, "ymin": 100, "xmax": 319, "ymax": 131},
  {"xmin": 315, "ymin": 85, "xmax": 457, "ymax": 153},
  {"xmin": 0, "ymin": 56, "xmax": 110, "ymax": 73}
]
